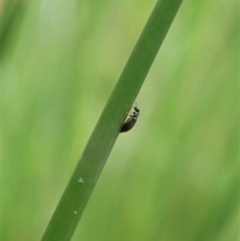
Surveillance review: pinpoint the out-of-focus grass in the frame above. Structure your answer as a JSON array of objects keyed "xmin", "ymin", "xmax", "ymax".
[{"xmin": 1, "ymin": 0, "xmax": 239, "ymax": 241}]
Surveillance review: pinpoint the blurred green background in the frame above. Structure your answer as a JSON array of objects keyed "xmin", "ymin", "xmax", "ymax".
[{"xmin": 1, "ymin": 0, "xmax": 239, "ymax": 241}]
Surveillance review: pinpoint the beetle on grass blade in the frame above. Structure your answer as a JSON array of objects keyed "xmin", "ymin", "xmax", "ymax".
[{"xmin": 120, "ymin": 104, "xmax": 140, "ymax": 133}]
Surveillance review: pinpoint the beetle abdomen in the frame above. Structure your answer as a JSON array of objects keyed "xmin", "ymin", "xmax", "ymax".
[{"xmin": 120, "ymin": 117, "xmax": 137, "ymax": 132}]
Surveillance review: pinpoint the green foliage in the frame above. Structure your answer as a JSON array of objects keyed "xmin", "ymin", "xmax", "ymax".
[
  {"xmin": 41, "ymin": 1, "xmax": 183, "ymax": 240},
  {"xmin": 1, "ymin": 0, "xmax": 239, "ymax": 241}
]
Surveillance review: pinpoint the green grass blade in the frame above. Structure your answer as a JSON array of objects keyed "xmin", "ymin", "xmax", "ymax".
[
  {"xmin": 0, "ymin": 0, "xmax": 26, "ymax": 59},
  {"xmin": 41, "ymin": 0, "xmax": 183, "ymax": 240}
]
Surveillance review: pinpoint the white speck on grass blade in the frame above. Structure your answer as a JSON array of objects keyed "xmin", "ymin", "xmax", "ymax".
[{"xmin": 78, "ymin": 177, "xmax": 84, "ymax": 183}]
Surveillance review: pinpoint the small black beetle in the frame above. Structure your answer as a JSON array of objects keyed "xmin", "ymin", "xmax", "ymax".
[{"xmin": 120, "ymin": 104, "xmax": 140, "ymax": 133}]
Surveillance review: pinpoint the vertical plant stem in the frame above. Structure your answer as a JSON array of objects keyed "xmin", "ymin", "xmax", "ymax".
[{"xmin": 41, "ymin": 0, "xmax": 183, "ymax": 240}]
